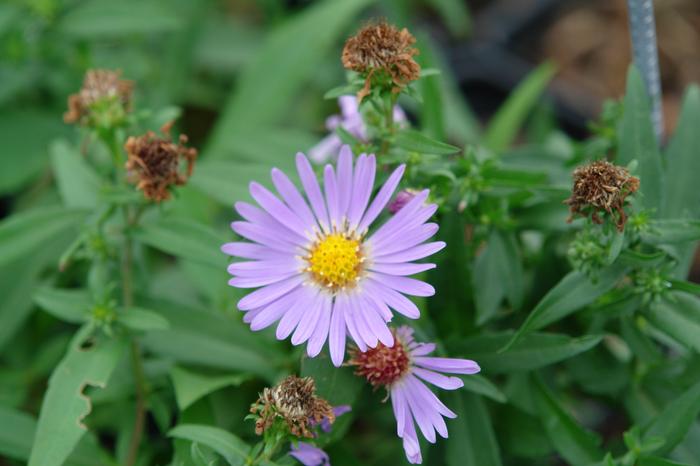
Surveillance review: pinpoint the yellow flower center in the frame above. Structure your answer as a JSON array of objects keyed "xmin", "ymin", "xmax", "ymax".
[{"xmin": 308, "ymin": 234, "xmax": 362, "ymax": 289}]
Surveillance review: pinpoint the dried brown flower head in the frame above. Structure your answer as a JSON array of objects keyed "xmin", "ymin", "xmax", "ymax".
[
  {"xmin": 565, "ymin": 160, "xmax": 640, "ymax": 231},
  {"xmin": 342, "ymin": 21, "xmax": 420, "ymax": 101},
  {"xmin": 64, "ymin": 69, "xmax": 133, "ymax": 125},
  {"xmin": 251, "ymin": 376, "xmax": 334, "ymax": 438},
  {"xmin": 124, "ymin": 123, "xmax": 197, "ymax": 202}
]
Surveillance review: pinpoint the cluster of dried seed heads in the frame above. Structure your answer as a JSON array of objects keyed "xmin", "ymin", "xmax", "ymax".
[
  {"xmin": 64, "ymin": 69, "xmax": 133, "ymax": 125},
  {"xmin": 565, "ymin": 160, "xmax": 640, "ymax": 231},
  {"xmin": 124, "ymin": 122, "xmax": 197, "ymax": 202},
  {"xmin": 342, "ymin": 21, "xmax": 420, "ymax": 101},
  {"xmin": 251, "ymin": 376, "xmax": 335, "ymax": 438}
]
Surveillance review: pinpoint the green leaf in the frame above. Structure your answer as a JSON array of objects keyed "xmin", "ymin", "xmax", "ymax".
[
  {"xmin": 324, "ymin": 82, "xmax": 364, "ymax": 100},
  {"xmin": 0, "ymin": 207, "xmax": 86, "ymax": 268},
  {"xmin": 503, "ymin": 266, "xmax": 627, "ymax": 350},
  {"xmin": 483, "ymin": 62, "xmax": 556, "ymax": 153},
  {"xmin": 531, "ymin": 376, "xmax": 603, "ymax": 465},
  {"xmin": 642, "ymin": 380, "xmax": 700, "ymax": 455},
  {"xmin": 0, "ymin": 111, "xmax": 68, "ymax": 194},
  {"xmin": 461, "ymin": 375, "xmax": 507, "ymax": 403},
  {"xmin": 50, "ymin": 140, "xmax": 101, "ymax": 209},
  {"xmin": 474, "ymin": 231, "xmax": 524, "ymax": 324},
  {"xmin": 425, "ymin": 0, "xmax": 471, "ymax": 37},
  {"xmin": 140, "ymin": 298, "xmax": 280, "ymax": 381},
  {"xmin": 449, "ymin": 332, "xmax": 602, "ymax": 374},
  {"xmin": 669, "ymin": 279, "xmax": 700, "ymax": 295},
  {"xmin": 133, "ymin": 217, "xmax": 227, "ymax": 268},
  {"xmin": 33, "ymin": 287, "xmax": 91, "ymax": 324},
  {"xmin": 300, "ymin": 353, "xmax": 363, "ymax": 406},
  {"xmin": 641, "ymin": 219, "xmax": 700, "ymax": 244},
  {"xmin": 169, "ymin": 424, "xmax": 250, "ymax": 466},
  {"xmin": 416, "ymin": 35, "xmax": 446, "ymax": 141},
  {"xmin": 0, "ymin": 227, "xmax": 77, "ymax": 350},
  {"xmin": 617, "ymin": 66, "xmax": 664, "ymax": 213},
  {"xmin": 28, "ymin": 327, "xmax": 126, "ymax": 466},
  {"xmin": 190, "ymin": 160, "xmax": 272, "ymax": 206},
  {"xmin": 663, "ymin": 85, "xmax": 700, "ymax": 218},
  {"xmin": 0, "ymin": 405, "xmax": 113, "ymax": 466},
  {"xmin": 446, "ymin": 391, "xmax": 502, "ymax": 466},
  {"xmin": 57, "ymin": 0, "xmax": 182, "ymax": 37},
  {"xmin": 205, "ymin": 0, "xmax": 373, "ymax": 158},
  {"xmin": 394, "ymin": 129, "xmax": 460, "ymax": 155},
  {"xmin": 170, "ymin": 366, "xmax": 250, "ymax": 411},
  {"xmin": 647, "ymin": 292, "xmax": 700, "ymax": 352},
  {"xmin": 119, "ymin": 307, "xmax": 170, "ymax": 332},
  {"xmin": 639, "ymin": 457, "xmax": 695, "ymax": 466}
]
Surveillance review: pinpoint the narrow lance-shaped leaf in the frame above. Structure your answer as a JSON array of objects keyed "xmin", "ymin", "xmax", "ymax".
[
  {"xmin": 662, "ymin": 85, "xmax": 700, "ymax": 219},
  {"xmin": 28, "ymin": 326, "xmax": 126, "ymax": 466},
  {"xmin": 642, "ymin": 380, "xmax": 700, "ymax": 456},
  {"xmin": 617, "ymin": 66, "xmax": 664, "ymax": 213},
  {"xmin": 170, "ymin": 366, "xmax": 250, "ymax": 411},
  {"xmin": 50, "ymin": 140, "xmax": 101, "ymax": 209},
  {"xmin": 450, "ymin": 332, "xmax": 602, "ymax": 374},
  {"xmin": 461, "ymin": 375, "xmax": 507, "ymax": 403},
  {"xmin": 133, "ymin": 217, "xmax": 228, "ymax": 268},
  {"xmin": 531, "ymin": 375, "xmax": 603, "ymax": 466},
  {"xmin": 0, "ymin": 207, "xmax": 87, "ymax": 268},
  {"xmin": 394, "ymin": 128, "xmax": 460, "ymax": 155},
  {"xmin": 647, "ymin": 292, "xmax": 700, "ymax": 352},
  {"xmin": 169, "ymin": 424, "xmax": 250, "ymax": 466},
  {"xmin": 503, "ymin": 266, "xmax": 627, "ymax": 350},
  {"xmin": 205, "ymin": 0, "xmax": 373, "ymax": 159},
  {"xmin": 483, "ymin": 62, "xmax": 556, "ymax": 153},
  {"xmin": 446, "ymin": 391, "xmax": 503, "ymax": 466},
  {"xmin": 33, "ymin": 287, "xmax": 91, "ymax": 324}
]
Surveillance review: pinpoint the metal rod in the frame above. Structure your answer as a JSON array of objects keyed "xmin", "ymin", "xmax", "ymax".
[{"xmin": 626, "ymin": 0, "xmax": 664, "ymax": 144}]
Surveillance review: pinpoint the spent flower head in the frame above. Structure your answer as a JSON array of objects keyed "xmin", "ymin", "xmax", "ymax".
[
  {"xmin": 342, "ymin": 21, "xmax": 420, "ymax": 101},
  {"xmin": 349, "ymin": 326, "xmax": 480, "ymax": 464},
  {"xmin": 124, "ymin": 123, "xmax": 197, "ymax": 202},
  {"xmin": 251, "ymin": 375, "xmax": 335, "ymax": 439},
  {"xmin": 222, "ymin": 146, "xmax": 444, "ymax": 366},
  {"xmin": 565, "ymin": 160, "xmax": 639, "ymax": 231},
  {"xmin": 64, "ymin": 69, "xmax": 133, "ymax": 127}
]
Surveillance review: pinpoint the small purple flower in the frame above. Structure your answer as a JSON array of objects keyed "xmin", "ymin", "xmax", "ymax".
[
  {"xmin": 309, "ymin": 96, "xmax": 407, "ymax": 163},
  {"xmin": 388, "ymin": 189, "xmax": 418, "ymax": 215},
  {"xmin": 289, "ymin": 442, "xmax": 330, "ymax": 466},
  {"xmin": 317, "ymin": 405, "xmax": 351, "ymax": 433},
  {"xmin": 349, "ymin": 326, "xmax": 480, "ymax": 464},
  {"xmin": 222, "ymin": 146, "xmax": 444, "ymax": 366}
]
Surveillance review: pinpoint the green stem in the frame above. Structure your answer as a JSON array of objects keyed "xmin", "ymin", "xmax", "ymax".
[
  {"xmin": 121, "ymin": 205, "xmax": 147, "ymax": 466},
  {"xmin": 378, "ymin": 93, "xmax": 397, "ymax": 157}
]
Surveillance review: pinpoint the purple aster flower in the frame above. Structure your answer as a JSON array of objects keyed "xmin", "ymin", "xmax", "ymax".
[
  {"xmin": 289, "ymin": 442, "xmax": 330, "ymax": 466},
  {"xmin": 222, "ymin": 146, "xmax": 444, "ymax": 366},
  {"xmin": 309, "ymin": 96, "xmax": 407, "ymax": 163},
  {"xmin": 348, "ymin": 326, "xmax": 480, "ymax": 464}
]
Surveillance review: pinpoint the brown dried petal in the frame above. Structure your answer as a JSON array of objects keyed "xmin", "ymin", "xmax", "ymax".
[
  {"xmin": 342, "ymin": 21, "xmax": 420, "ymax": 99},
  {"xmin": 251, "ymin": 376, "xmax": 334, "ymax": 439},
  {"xmin": 565, "ymin": 160, "xmax": 640, "ymax": 231},
  {"xmin": 124, "ymin": 128, "xmax": 197, "ymax": 202}
]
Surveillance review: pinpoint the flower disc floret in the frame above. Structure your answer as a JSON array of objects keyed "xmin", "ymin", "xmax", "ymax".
[{"xmin": 307, "ymin": 234, "xmax": 362, "ymax": 289}]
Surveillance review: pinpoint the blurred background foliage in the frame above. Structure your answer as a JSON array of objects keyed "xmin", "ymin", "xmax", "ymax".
[{"xmin": 1, "ymin": 1, "xmax": 700, "ymax": 466}]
